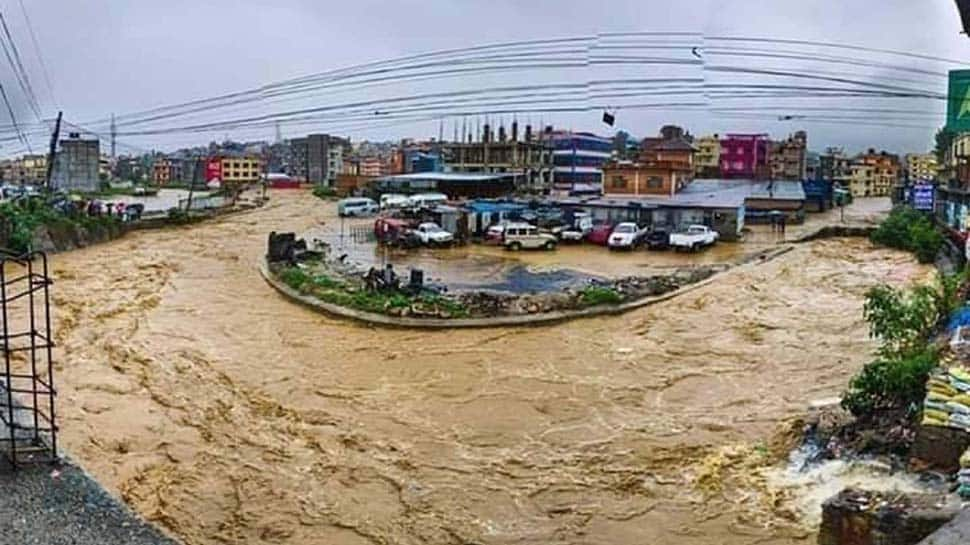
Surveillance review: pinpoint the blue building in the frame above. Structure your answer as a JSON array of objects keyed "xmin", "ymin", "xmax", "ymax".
[
  {"xmin": 408, "ymin": 151, "xmax": 442, "ymax": 173},
  {"xmin": 549, "ymin": 131, "xmax": 612, "ymax": 193}
]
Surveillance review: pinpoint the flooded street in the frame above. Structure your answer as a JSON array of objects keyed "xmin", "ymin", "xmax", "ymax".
[{"xmin": 49, "ymin": 190, "xmax": 926, "ymax": 545}]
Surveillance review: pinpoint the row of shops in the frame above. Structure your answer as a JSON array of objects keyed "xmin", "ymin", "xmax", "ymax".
[{"xmin": 369, "ymin": 174, "xmax": 818, "ymax": 242}]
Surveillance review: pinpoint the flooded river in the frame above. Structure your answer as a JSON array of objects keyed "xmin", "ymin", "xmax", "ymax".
[{"xmin": 49, "ymin": 190, "xmax": 926, "ymax": 545}]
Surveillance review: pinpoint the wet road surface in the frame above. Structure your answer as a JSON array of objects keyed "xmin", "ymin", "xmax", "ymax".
[{"xmin": 49, "ymin": 190, "xmax": 925, "ymax": 545}]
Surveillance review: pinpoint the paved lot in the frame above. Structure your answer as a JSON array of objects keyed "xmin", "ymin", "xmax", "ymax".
[{"xmin": 0, "ymin": 457, "xmax": 177, "ymax": 545}]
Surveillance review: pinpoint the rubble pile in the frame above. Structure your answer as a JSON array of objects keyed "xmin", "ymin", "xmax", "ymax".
[
  {"xmin": 818, "ymin": 488, "xmax": 956, "ymax": 545},
  {"xmin": 959, "ymin": 448, "xmax": 970, "ymax": 500}
]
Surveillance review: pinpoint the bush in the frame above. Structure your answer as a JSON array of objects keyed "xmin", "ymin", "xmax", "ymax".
[
  {"xmin": 279, "ymin": 268, "xmax": 310, "ymax": 291},
  {"xmin": 843, "ymin": 274, "xmax": 960, "ymax": 417},
  {"xmin": 870, "ymin": 206, "xmax": 943, "ymax": 264},
  {"xmin": 312, "ymin": 186, "xmax": 338, "ymax": 200},
  {"xmin": 579, "ymin": 286, "xmax": 624, "ymax": 306},
  {"xmin": 842, "ymin": 349, "xmax": 938, "ymax": 416},
  {"xmin": 863, "ymin": 273, "xmax": 960, "ymax": 357}
]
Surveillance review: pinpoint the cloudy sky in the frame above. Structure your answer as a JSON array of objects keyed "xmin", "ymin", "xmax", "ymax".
[{"xmin": 3, "ymin": 0, "xmax": 970, "ymax": 155}]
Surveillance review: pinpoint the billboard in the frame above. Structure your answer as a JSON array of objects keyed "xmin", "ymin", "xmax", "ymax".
[
  {"xmin": 205, "ymin": 157, "xmax": 222, "ymax": 182},
  {"xmin": 910, "ymin": 183, "xmax": 935, "ymax": 211},
  {"xmin": 948, "ymin": 70, "xmax": 970, "ymax": 132}
]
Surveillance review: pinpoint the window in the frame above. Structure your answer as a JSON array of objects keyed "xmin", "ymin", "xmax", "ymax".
[
  {"xmin": 611, "ymin": 176, "xmax": 627, "ymax": 188},
  {"xmin": 737, "ymin": 147, "xmax": 744, "ymax": 155},
  {"xmin": 647, "ymin": 177, "xmax": 663, "ymax": 189}
]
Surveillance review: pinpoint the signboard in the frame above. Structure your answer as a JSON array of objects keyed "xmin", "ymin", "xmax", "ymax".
[
  {"xmin": 910, "ymin": 183, "xmax": 935, "ymax": 211},
  {"xmin": 948, "ymin": 70, "xmax": 970, "ymax": 132},
  {"xmin": 205, "ymin": 157, "xmax": 222, "ymax": 182}
]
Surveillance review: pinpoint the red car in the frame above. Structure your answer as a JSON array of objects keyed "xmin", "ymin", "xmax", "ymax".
[{"xmin": 586, "ymin": 223, "xmax": 614, "ymax": 246}]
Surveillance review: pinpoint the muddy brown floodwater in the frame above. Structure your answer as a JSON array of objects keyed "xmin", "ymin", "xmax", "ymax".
[{"xmin": 49, "ymin": 190, "xmax": 926, "ymax": 545}]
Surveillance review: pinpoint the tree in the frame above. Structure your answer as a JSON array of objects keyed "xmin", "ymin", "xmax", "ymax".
[
  {"xmin": 935, "ymin": 126, "xmax": 955, "ymax": 164},
  {"xmin": 612, "ymin": 130, "xmax": 630, "ymax": 159}
]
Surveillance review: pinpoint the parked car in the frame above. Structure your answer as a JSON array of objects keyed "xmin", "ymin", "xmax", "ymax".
[
  {"xmin": 337, "ymin": 197, "xmax": 379, "ymax": 217},
  {"xmin": 669, "ymin": 225, "xmax": 719, "ymax": 251},
  {"xmin": 414, "ymin": 222, "xmax": 454, "ymax": 246},
  {"xmin": 607, "ymin": 222, "xmax": 646, "ymax": 250},
  {"xmin": 380, "ymin": 193, "xmax": 411, "ymax": 210},
  {"xmin": 644, "ymin": 229, "xmax": 670, "ymax": 251},
  {"xmin": 586, "ymin": 223, "xmax": 614, "ymax": 246},
  {"xmin": 559, "ymin": 212, "xmax": 593, "ymax": 242},
  {"xmin": 502, "ymin": 222, "xmax": 557, "ymax": 251},
  {"xmin": 408, "ymin": 192, "xmax": 448, "ymax": 208},
  {"xmin": 484, "ymin": 222, "xmax": 508, "ymax": 245}
]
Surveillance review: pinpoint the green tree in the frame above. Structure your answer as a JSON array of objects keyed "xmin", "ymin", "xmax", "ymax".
[{"xmin": 935, "ymin": 126, "xmax": 955, "ymax": 164}]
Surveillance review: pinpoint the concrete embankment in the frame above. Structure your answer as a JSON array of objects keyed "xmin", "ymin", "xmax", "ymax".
[
  {"xmin": 790, "ymin": 224, "xmax": 876, "ymax": 243},
  {"xmin": 260, "ymin": 245, "xmax": 795, "ymax": 329}
]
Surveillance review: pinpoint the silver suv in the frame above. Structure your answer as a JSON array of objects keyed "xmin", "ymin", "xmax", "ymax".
[{"xmin": 503, "ymin": 222, "xmax": 557, "ymax": 251}]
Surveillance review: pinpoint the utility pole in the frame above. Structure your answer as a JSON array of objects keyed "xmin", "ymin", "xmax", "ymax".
[
  {"xmin": 110, "ymin": 113, "xmax": 116, "ymax": 158},
  {"xmin": 44, "ymin": 111, "xmax": 62, "ymax": 191}
]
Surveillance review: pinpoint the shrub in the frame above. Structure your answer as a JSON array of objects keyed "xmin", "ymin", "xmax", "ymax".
[
  {"xmin": 869, "ymin": 206, "xmax": 943, "ymax": 264},
  {"xmin": 842, "ymin": 349, "xmax": 938, "ymax": 416},
  {"xmin": 843, "ymin": 275, "xmax": 960, "ymax": 417},
  {"xmin": 579, "ymin": 286, "xmax": 624, "ymax": 306},
  {"xmin": 312, "ymin": 186, "xmax": 338, "ymax": 200},
  {"xmin": 279, "ymin": 268, "xmax": 310, "ymax": 291}
]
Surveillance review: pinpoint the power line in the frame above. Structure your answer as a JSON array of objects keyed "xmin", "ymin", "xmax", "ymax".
[
  {"xmin": 16, "ymin": 0, "xmax": 56, "ymax": 109},
  {"xmin": 0, "ymin": 11, "xmax": 40, "ymax": 120}
]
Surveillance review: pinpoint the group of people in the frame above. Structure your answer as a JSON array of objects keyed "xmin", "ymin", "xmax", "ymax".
[
  {"xmin": 79, "ymin": 199, "xmax": 144, "ymax": 222},
  {"xmin": 769, "ymin": 213, "xmax": 787, "ymax": 233},
  {"xmin": 364, "ymin": 264, "xmax": 400, "ymax": 292}
]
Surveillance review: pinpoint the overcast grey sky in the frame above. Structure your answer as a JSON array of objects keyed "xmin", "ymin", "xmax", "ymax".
[{"xmin": 5, "ymin": 0, "xmax": 970, "ymax": 155}]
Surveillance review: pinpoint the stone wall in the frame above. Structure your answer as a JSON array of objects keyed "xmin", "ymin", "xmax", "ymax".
[{"xmin": 30, "ymin": 221, "xmax": 126, "ymax": 254}]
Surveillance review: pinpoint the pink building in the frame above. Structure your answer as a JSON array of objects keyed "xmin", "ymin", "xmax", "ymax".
[{"xmin": 719, "ymin": 134, "xmax": 769, "ymax": 179}]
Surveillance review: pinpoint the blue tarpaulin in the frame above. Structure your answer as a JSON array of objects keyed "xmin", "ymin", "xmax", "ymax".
[{"xmin": 948, "ymin": 306, "xmax": 970, "ymax": 331}]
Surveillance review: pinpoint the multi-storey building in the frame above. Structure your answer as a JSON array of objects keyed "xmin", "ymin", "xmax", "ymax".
[
  {"xmin": 358, "ymin": 156, "xmax": 386, "ymax": 177},
  {"xmin": 935, "ymin": 134, "xmax": 970, "ymax": 237},
  {"xmin": 694, "ymin": 134, "xmax": 720, "ymax": 178},
  {"xmin": 768, "ymin": 131, "xmax": 807, "ymax": 181},
  {"xmin": 819, "ymin": 147, "xmax": 852, "ymax": 187},
  {"xmin": 848, "ymin": 150, "xmax": 900, "ymax": 197},
  {"xmin": 288, "ymin": 134, "xmax": 346, "ymax": 186},
  {"xmin": 205, "ymin": 155, "xmax": 263, "ymax": 186},
  {"xmin": 152, "ymin": 157, "xmax": 184, "ymax": 185},
  {"xmin": 548, "ymin": 130, "xmax": 612, "ymax": 191},
  {"xmin": 905, "ymin": 152, "xmax": 938, "ymax": 182},
  {"xmin": 719, "ymin": 134, "xmax": 769, "ymax": 179},
  {"xmin": 52, "ymin": 135, "xmax": 100, "ymax": 192},
  {"xmin": 2, "ymin": 154, "xmax": 48, "ymax": 186},
  {"xmin": 442, "ymin": 123, "xmax": 553, "ymax": 192}
]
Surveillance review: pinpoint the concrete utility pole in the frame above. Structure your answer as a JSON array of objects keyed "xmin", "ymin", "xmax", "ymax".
[
  {"xmin": 44, "ymin": 111, "xmax": 62, "ymax": 191},
  {"xmin": 110, "ymin": 113, "xmax": 116, "ymax": 158}
]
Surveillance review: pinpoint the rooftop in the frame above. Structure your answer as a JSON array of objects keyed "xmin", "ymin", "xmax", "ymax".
[{"xmin": 377, "ymin": 172, "xmax": 515, "ymax": 183}]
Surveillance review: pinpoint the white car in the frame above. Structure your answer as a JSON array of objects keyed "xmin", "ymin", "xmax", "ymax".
[
  {"xmin": 380, "ymin": 193, "xmax": 411, "ymax": 210},
  {"xmin": 414, "ymin": 222, "xmax": 454, "ymax": 246},
  {"xmin": 607, "ymin": 222, "xmax": 645, "ymax": 250},
  {"xmin": 502, "ymin": 222, "xmax": 557, "ymax": 251},
  {"xmin": 669, "ymin": 225, "xmax": 719, "ymax": 251}
]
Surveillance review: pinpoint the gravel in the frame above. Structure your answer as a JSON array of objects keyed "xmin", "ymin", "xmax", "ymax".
[{"xmin": 0, "ymin": 456, "xmax": 179, "ymax": 545}]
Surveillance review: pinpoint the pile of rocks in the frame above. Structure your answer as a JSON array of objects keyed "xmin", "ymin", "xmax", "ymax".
[{"xmin": 819, "ymin": 488, "xmax": 957, "ymax": 545}]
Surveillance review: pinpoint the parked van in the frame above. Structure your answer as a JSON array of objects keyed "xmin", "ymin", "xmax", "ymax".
[
  {"xmin": 337, "ymin": 197, "xmax": 379, "ymax": 217},
  {"xmin": 407, "ymin": 192, "xmax": 448, "ymax": 208},
  {"xmin": 380, "ymin": 193, "xmax": 410, "ymax": 210}
]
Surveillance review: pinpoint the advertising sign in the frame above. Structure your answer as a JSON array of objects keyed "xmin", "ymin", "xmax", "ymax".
[
  {"xmin": 205, "ymin": 157, "xmax": 222, "ymax": 183},
  {"xmin": 948, "ymin": 70, "xmax": 970, "ymax": 132},
  {"xmin": 910, "ymin": 183, "xmax": 935, "ymax": 211}
]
